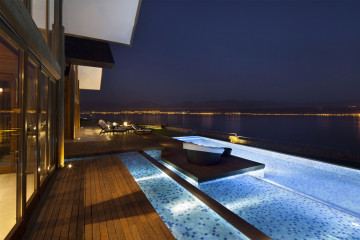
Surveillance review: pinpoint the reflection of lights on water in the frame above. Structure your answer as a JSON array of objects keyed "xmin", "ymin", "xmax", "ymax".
[
  {"xmin": 353, "ymin": 222, "xmax": 360, "ymax": 227},
  {"xmin": 172, "ymin": 202, "xmax": 195, "ymax": 213},
  {"xmin": 135, "ymin": 173, "xmax": 164, "ymax": 182},
  {"xmin": 225, "ymin": 196, "xmax": 262, "ymax": 210},
  {"xmin": 160, "ymin": 161, "xmax": 198, "ymax": 186}
]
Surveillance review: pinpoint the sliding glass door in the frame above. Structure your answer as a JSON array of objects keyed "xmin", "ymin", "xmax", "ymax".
[{"xmin": 0, "ymin": 31, "xmax": 23, "ymax": 240}]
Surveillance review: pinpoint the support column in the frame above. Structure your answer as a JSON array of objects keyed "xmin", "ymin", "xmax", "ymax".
[
  {"xmin": 52, "ymin": 0, "xmax": 65, "ymax": 167},
  {"xmin": 64, "ymin": 65, "xmax": 76, "ymax": 139}
]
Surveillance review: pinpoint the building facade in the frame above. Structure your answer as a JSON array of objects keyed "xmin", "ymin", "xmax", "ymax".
[{"xmin": 0, "ymin": 0, "xmax": 141, "ymax": 238}]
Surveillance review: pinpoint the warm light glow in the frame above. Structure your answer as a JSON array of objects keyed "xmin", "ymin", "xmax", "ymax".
[
  {"xmin": 0, "ymin": 88, "xmax": 3, "ymax": 93},
  {"xmin": 80, "ymin": 110, "xmax": 360, "ymax": 117},
  {"xmin": 68, "ymin": 164, "xmax": 72, "ymax": 168},
  {"xmin": 38, "ymin": 167, "xmax": 41, "ymax": 172},
  {"xmin": 124, "ymin": 122, "xmax": 128, "ymax": 126}
]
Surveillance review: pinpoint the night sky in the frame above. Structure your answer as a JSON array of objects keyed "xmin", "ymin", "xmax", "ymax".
[{"xmin": 81, "ymin": 0, "xmax": 360, "ymax": 109}]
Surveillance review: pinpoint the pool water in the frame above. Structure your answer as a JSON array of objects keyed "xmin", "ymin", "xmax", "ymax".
[
  {"xmin": 172, "ymin": 136, "xmax": 360, "ymax": 239},
  {"xmin": 120, "ymin": 152, "xmax": 248, "ymax": 240},
  {"xmin": 176, "ymin": 136, "xmax": 360, "ymax": 217}
]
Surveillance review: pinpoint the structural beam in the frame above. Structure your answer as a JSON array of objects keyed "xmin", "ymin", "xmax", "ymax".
[{"xmin": 51, "ymin": 0, "xmax": 65, "ymax": 167}]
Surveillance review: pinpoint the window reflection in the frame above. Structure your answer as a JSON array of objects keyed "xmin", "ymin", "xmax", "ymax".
[
  {"xmin": 0, "ymin": 33, "xmax": 22, "ymax": 239},
  {"xmin": 26, "ymin": 60, "xmax": 37, "ymax": 201},
  {"xmin": 39, "ymin": 72, "xmax": 48, "ymax": 182}
]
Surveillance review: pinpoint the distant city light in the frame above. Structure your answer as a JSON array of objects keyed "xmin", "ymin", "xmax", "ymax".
[{"xmin": 80, "ymin": 110, "xmax": 360, "ymax": 117}]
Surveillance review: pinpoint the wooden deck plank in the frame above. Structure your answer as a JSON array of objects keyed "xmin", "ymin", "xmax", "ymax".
[
  {"xmin": 34, "ymin": 166, "xmax": 72, "ymax": 240},
  {"xmin": 64, "ymin": 134, "xmax": 163, "ymax": 159},
  {"xmin": 59, "ymin": 162, "xmax": 79, "ymax": 239},
  {"xmin": 51, "ymin": 160, "xmax": 77, "ymax": 240},
  {"xmin": 23, "ymin": 155, "xmax": 174, "ymax": 240},
  {"xmin": 101, "ymin": 158, "xmax": 133, "ymax": 240},
  {"xmin": 110, "ymin": 158, "xmax": 153, "ymax": 240},
  {"xmin": 90, "ymin": 158, "xmax": 101, "ymax": 240},
  {"xmin": 75, "ymin": 161, "xmax": 85, "ymax": 239},
  {"xmin": 93, "ymin": 158, "xmax": 110, "ymax": 240},
  {"xmin": 25, "ymin": 170, "xmax": 63, "ymax": 240},
  {"xmin": 107, "ymin": 158, "xmax": 143, "ymax": 240},
  {"xmin": 84, "ymin": 159, "xmax": 93, "ymax": 240},
  {"xmin": 68, "ymin": 161, "xmax": 83, "ymax": 239},
  {"xmin": 95, "ymin": 159, "xmax": 117, "ymax": 240}
]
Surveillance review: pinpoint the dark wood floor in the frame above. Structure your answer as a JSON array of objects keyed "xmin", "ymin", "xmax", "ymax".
[
  {"xmin": 23, "ymin": 156, "xmax": 175, "ymax": 240},
  {"xmin": 23, "ymin": 128, "xmax": 269, "ymax": 240},
  {"xmin": 65, "ymin": 133, "xmax": 163, "ymax": 159},
  {"xmin": 163, "ymin": 150, "xmax": 265, "ymax": 182}
]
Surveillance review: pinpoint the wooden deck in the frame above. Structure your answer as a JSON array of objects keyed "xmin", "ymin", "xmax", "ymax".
[
  {"xmin": 22, "ymin": 127, "xmax": 270, "ymax": 240},
  {"xmin": 22, "ymin": 156, "xmax": 175, "ymax": 240},
  {"xmin": 163, "ymin": 149, "xmax": 265, "ymax": 182},
  {"xmin": 147, "ymin": 134, "xmax": 265, "ymax": 182},
  {"xmin": 65, "ymin": 133, "xmax": 163, "ymax": 159}
]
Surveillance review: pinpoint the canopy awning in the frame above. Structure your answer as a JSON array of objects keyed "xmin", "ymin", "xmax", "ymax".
[
  {"xmin": 65, "ymin": 36, "xmax": 115, "ymax": 69},
  {"xmin": 32, "ymin": 0, "xmax": 141, "ymax": 45}
]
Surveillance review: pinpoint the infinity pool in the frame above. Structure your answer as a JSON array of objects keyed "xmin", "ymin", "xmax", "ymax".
[
  {"xmin": 120, "ymin": 152, "xmax": 248, "ymax": 240},
  {"xmin": 171, "ymin": 136, "xmax": 360, "ymax": 239}
]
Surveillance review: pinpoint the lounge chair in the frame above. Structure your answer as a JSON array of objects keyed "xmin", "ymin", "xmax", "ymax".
[
  {"xmin": 183, "ymin": 142, "xmax": 230, "ymax": 166},
  {"xmin": 99, "ymin": 121, "xmax": 113, "ymax": 134},
  {"xmin": 99, "ymin": 121, "xmax": 127, "ymax": 134},
  {"xmin": 131, "ymin": 123, "xmax": 152, "ymax": 134}
]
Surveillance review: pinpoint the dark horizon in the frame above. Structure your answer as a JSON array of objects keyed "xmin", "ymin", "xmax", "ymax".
[{"xmin": 81, "ymin": 0, "xmax": 360, "ymax": 108}]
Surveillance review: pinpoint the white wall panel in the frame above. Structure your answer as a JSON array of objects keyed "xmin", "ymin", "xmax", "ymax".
[
  {"xmin": 63, "ymin": 0, "xmax": 141, "ymax": 45},
  {"xmin": 78, "ymin": 66, "xmax": 103, "ymax": 90}
]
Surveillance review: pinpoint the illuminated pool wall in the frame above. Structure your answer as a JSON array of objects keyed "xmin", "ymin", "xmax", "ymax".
[{"xmin": 174, "ymin": 136, "xmax": 360, "ymax": 217}]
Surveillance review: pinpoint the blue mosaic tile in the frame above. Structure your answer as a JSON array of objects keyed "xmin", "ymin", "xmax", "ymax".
[
  {"xmin": 119, "ymin": 152, "xmax": 249, "ymax": 240},
  {"xmin": 175, "ymin": 136, "xmax": 360, "ymax": 217},
  {"xmin": 175, "ymin": 136, "xmax": 360, "ymax": 239}
]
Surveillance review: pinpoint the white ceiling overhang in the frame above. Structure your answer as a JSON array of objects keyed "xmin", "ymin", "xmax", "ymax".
[
  {"xmin": 32, "ymin": 0, "xmax": 141, "ymax": 45},
  {"xmin": 78, "ymin": 66, "xmax": 103, "ymax": 90}
]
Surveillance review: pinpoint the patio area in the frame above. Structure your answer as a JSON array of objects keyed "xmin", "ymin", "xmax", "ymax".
[{"xmin": 22, "ymin": 126, "xmax": 270, "ymax": 240}]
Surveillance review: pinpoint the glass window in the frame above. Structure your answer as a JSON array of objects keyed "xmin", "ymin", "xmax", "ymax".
[
  {"xmin": 39, "ymin": 72, "xmax": 48, "ymax": 182},
  {"xmin": 0, "ymin": 32, "xmax": 22, "ymax": 240},
  {"xmin": 26, "ymin": 59, "xmax": 37, "ymax": 202},
  {"xmin": 48, "ymin": 80, "xmax": 55, "ymax": 169}
]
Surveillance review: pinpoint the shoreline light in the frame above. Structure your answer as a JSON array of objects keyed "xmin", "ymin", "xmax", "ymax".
[{"xmin": 80, "ymin": 110, "xmax": 360, "ymax": 118}]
